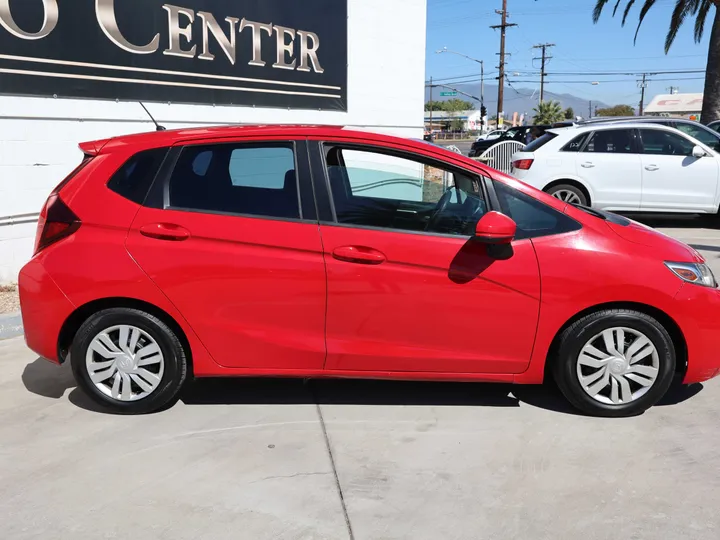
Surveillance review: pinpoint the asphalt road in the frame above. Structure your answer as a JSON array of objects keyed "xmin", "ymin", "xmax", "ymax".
[
  {"xmin": 2, "ymin": 219, "xmax": 720, "ymax": 540},
  {"xmin": 438, "ymin": 140, "xmax": 473, "ymax": 155}
]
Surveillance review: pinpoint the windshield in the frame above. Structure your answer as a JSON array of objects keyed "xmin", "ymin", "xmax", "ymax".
[{"xmin": 505, "ymin": 128, "xmax": 521, "ymax": 138}]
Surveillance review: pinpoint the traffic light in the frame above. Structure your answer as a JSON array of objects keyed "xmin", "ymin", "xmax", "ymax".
[{"xmin": 481, "ymin": 105, "xmax": 487, "ymax": 118}]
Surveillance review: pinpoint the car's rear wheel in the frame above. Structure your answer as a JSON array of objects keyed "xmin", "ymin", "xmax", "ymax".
[
  {"xmin": 553, "ymin": 309, "xmax": 675, "ymax": 417},
  {"xmin": 70, "ymin": 308, "xmax": 188, "ymax": 414},
  {"xmin": 546, "ymin": 183, "xmax": 588, "ymax": 206}
]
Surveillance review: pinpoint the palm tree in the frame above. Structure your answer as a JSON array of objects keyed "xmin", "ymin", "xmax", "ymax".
[
  {"xmin": 533, "ymin": 100, "xmax": 565, "ymax": 124},
  {"xmin": 593, "ymin": 0, "xmax": 720, "ymax": 123}
]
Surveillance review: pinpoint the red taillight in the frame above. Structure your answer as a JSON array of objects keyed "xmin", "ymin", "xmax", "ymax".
[
  {"xmin": 512, "ymin": 159, "xmax": 534, "ymax": 170},
  {"xmin": 34, "ymin": 195, "xmax": 81, "ymax": 254}
]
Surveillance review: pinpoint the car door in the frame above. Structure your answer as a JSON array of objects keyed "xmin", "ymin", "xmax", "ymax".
[
  {"xmin": 637, "ymin": 128, "xmax": 720, "ymax": 212},
  {"xmin": 126, "ymin": 139, "xmax": 327, "ymax": 370},
  {"xmin": 574, "ymin": 127, "xmax": 642, "ymax": 211},
  {"xmin": 310, "ymin": 140, "xmax": 542, "ymax": 375}
]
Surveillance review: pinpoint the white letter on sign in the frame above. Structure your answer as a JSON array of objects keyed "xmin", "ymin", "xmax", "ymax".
[
  {"xmin": 0, "ymin": 0, "xmax": 58, "ymax": 40},
  {"xmin": 96, "ymin": 0, "xmax": 159, "ymax": 54}
]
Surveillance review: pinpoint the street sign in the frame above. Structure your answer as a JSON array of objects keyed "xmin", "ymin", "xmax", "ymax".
[{"xmin": 440, "ymin": 91, "xmax": 457, "ymax": 97}]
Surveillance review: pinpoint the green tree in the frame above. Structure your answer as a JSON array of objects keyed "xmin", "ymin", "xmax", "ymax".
[
  {"xmin": 450, "ymin": 118, "xmax": 465, "ymax": 131},
  {"xmin": 443, "ymin": 98, "xmax": 475, "ymax": 112},
  {"xmin": 425, "ymin": 100, "xmax": 445, "ymax": 111},
  {"xmin": 596, "ymin": 104, "xmax": 636, "ymax": 116},
  {"xmin": 564, "ymin": 107, "xmax": 575, "ymax": 119},
  {"xmin": 593, "ymin": 0, "xmax": 720, "ymax": 123},
  {"xmin": 533, "ymin": 100, "xmax": 565, "ymax": 124}
]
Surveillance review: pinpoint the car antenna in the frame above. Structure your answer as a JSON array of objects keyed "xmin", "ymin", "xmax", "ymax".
[{"xmin": 138, "ymin": 102, "xmax": 166, "ymax": 131}]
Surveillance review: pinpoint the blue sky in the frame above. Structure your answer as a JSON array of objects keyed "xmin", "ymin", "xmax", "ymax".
[{"xmin": 425, "ymin": 0, "xmax": 710, "ymax": 107}]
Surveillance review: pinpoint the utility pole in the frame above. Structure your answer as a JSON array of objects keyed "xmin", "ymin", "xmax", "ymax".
[
  {"xmin": 491, "ymin": 0, "xmax": 517, "ymax": 126},
  {"xmin": 638, "ymin": 73, "xmax": 648, "ymax": 115},
  {"xmin": 588, "ymin": 100, "xmax": 592, "ymax": 118},
  {"xmin": 667, "ymin": 85, "xmax": 679, "ymax": 95},
  {"xmin": 533, "ymin": 43, "xmax": 555, "ymax": 103},
  {"xmin": 480, "ymin": 60, "xmax": 485, "ymax": 129}
]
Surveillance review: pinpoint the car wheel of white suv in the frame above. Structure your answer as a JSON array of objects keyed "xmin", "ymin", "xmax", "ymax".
[{"xmin": 546, "ymin": 184, "xmax": 588, "ymax": 206}]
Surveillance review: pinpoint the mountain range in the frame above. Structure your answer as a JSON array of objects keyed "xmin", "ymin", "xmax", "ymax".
[{"xmin": 426, "ymin": 82, "xmax": 609, "ymax": 119}]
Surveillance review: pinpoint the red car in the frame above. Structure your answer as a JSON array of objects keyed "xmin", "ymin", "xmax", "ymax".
[{"xmin": 19, "ymin": 125, "xmax": 720, "ymax": 417}]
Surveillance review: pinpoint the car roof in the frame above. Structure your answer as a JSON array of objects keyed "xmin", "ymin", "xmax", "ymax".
[
  {"xmin": 83, "ymin": 125, "xmax": 435, "ymax": 155},
  {"xmin": 546, "ymin": 122, "xmax": 691, "ymax": 136},
  {"xmin": 580, "ymin": 116, "xmax": 701, "ymax": 126}
]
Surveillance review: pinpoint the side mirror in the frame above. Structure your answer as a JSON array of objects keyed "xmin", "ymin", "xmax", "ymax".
[
  {"xmin": 692, "ymin": 145, "xmax": 707, "ymax": 158},
  {"xmin": 475, "ymin": 211, "xmax": 517, "ymax": 244}
]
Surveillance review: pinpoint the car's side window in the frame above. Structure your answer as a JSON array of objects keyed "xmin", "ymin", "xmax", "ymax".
[
  {"xmin": 325, "ymin": 146, "xmax": 487, "ymax": 236},
  {"xmin": 582, "ymin": 129, "xmax": 635, "ymax": 154},
  {"xmin": 560, "ymin": 133, "xmax": 589, "ymax": 152},
  {"xmin": 674, "ymin": 123, "xmax": 720, "ymax": 151},
  {"xmin": 493, "ymin": 181, "xmax": 581, "ymax": 240},
  {"xmin": 168, "ymin": 143, "xmax": 300, "ymax": 219},
  {"xmin": 107, "ymin": 147, "xmax": 169, "ymax": 204},
  {"xmin": 639, "ymin": 129, "xmax": 696, "ymax": 157}
]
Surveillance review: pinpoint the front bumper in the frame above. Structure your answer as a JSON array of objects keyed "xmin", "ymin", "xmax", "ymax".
[
  {"xmin": 674, "ymin": 283, "xmax": 720, "ymax": 383},
  {"xmin": 18, "ymin": 259, "xmax": 75, "ymax": 364}
]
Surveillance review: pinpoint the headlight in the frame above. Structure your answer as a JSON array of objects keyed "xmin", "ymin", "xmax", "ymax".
[{"xmin": 665, "ymin": 261, "xmax": 717, "ymax": 288}]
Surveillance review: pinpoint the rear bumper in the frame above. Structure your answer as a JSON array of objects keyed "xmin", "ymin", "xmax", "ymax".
[
  {"xmin": 18, "ymin": 259, "xmax": 75, "ymax": 364},
  {"xmin": 675, "ymin": 283, "xmax": 720, "ymax": 383}
]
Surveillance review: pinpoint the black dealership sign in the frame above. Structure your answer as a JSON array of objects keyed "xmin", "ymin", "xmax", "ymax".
[{"xmin": 0, "ymin": 0, "xmax": 347, "ymax": 111}]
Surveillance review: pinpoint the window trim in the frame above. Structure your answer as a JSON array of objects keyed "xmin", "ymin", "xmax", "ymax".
[
  {"xmin": 158, "ymin": 139, "xmax": 317, "ymax": 222},
  {"xmin": 316, "ymin": 141, "xmax": 492, "ymax": 239}
]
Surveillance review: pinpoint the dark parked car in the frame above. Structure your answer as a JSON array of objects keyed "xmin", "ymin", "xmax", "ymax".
[
  {"xmin": 469, "ymin": 125, "xmax": 550, "ymax": 157},
  {"xmin": 708, "ymin": 120, "xmax": 720, "ymax": 133}
]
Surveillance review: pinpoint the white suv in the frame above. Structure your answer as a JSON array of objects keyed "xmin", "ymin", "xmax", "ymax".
[{"xmin": 511, "ymin": 123, "xmax": 720, "ymax": 214}]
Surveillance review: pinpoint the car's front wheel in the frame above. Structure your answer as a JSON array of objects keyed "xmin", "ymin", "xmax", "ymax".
[
  {"xmin": 553, "ymin": 309, "xmax": 676, "ymax": 417},
  {"xmin": 71, "ymin": 308, "xmax": 188, "ymax": 414}
]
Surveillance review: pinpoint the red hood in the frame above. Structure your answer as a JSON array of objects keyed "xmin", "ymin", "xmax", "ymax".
[{"xmin": 606, "ymin": 219, "xmax": 703, "ymax": 263}]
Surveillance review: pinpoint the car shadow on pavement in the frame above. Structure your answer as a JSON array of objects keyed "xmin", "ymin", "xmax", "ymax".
[
  {"xmin": 21, "ymin": 357, "xmax": 76, "ymax": 399},
  {"xmin": 181, "ymin": 378, "xmax": 703, "ymax": 416},
  {"xmin": 624, "ymin": 213, "xmax": 720, "ymax": 230},
  {"xmin": 20, "ymin": 358, "xmax": 705, "ymax": 416}
]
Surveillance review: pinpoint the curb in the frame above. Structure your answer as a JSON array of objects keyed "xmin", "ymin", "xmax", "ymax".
[{"xmin": 0, "ymin": 312, "xmax": 23, "ymax": 340}]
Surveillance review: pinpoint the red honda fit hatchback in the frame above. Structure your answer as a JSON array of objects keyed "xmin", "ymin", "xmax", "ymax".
[{"xmin": 18, "ymin": 125, "xmax": 720, "ymax": 417}]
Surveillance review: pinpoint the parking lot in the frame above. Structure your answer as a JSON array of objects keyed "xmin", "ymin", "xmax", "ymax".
[{"xmin": 2, "ymin": 217, "xmax": 720, "ymax": 540}]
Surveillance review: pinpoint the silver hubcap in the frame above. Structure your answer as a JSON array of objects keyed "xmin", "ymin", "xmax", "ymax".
[
  {"xmin": 86, "ymin": 325, "xmax": 165, "ymax": 402},
  {"xmin": 552, "ymin": 189, "xmax": 582, "ymax": 205},
  {"xmin": 576, "ymin": 327, "xmax": 660, "ymax": 405}
]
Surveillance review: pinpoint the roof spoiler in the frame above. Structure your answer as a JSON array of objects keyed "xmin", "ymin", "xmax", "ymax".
[{"xmin": 78, "ymin": 138, "xmax": 112, "ymax": 156}]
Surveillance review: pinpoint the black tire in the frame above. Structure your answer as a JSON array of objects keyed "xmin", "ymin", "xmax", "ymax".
[
  {"xmin": 545, "ymin": 183, "xmax": 588, "ymax": 206},
  {"xmin": 70, "ymin": 308, "xmax": 188, "ymax": 414},
  {"xmin": 552, "ymin": 309, "xmax": 675, "ymax": 417}
]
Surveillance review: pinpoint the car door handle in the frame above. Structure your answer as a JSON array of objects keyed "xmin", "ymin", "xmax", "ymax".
[
  {"xmin": 139, "ymin": 223, "xmax": 190, "ymax": 241},
  {"xmin": 332, "ymin": 246, "xmax": 386, "ymax": 265},
  {"xmin": 645, "ymin": 165, "xmax": 659, "ymax": 171},
  {"xmin": 580, "ymin": 162, "xmax": 595, "ymax": 168}
]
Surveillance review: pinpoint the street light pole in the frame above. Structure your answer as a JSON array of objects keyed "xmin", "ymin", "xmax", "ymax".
[
  {"xmin": 436, "ymin": 48, "xmax": 486, "ymax": 129},
  {"xmin": 429, "ymin": 76, "xmax": 433, "ymax": 134}
]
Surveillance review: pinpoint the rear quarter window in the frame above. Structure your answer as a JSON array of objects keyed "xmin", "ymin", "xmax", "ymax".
[
  {"xmin": 524, "ymin": 132, "xmax": 557, "ymax": 152},
  {"xmin": 107, "ymin": 148, "xmax": 168, "ymax": 205}
]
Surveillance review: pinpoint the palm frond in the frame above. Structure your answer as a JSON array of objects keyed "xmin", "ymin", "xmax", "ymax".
[
  {"xmin": 693, "ymin": 0, "xmax": 712, "ymax": 44},
  {"xmin": 634, "ymin": 0, "xmax": 660, "ymax": 42},
  {"xmin": 621, "ymin": 0, "xmax": 638, "ymax": 25},
  {"xmin": 612, "ymin": 0, "xmax": 624, "ymax": 16},
  {"xmin": 665, "ymin": 1, "xmax": 693, "ymax": 51},
  {"xmin": 593, "ymin": 0, "xmax": 612, "ymax": 23}
]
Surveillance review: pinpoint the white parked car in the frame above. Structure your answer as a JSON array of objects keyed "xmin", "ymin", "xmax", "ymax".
[
  {"xmin": 476, "ymin": 129, "xmax": 506, "ymax": 142},
  {"xmin": 511, "ymin": 123, "xmax": 720, "ymax": 214}
]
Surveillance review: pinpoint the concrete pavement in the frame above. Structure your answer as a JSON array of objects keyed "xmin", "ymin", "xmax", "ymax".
[{"xmin": 2, "ymin": 220, "xmax": 720, "ymax": 539}]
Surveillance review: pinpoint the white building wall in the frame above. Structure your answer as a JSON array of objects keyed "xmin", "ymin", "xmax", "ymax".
[{"xmin": 0, "ymin": 0, "xmax": 427, "ymax": 283}]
